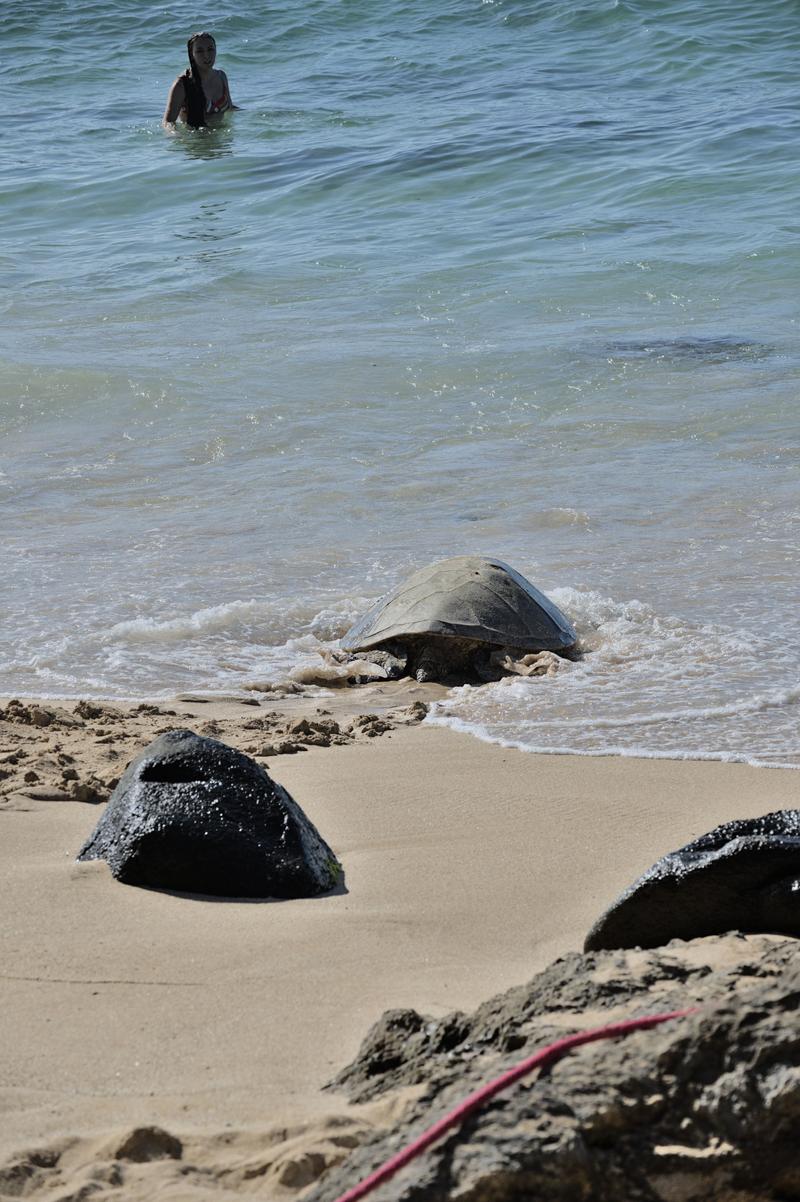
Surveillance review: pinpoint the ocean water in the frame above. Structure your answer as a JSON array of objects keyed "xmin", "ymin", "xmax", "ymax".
[{"xmin": 3, "ymin": 0, "xmax": 799, "ymax": 766}]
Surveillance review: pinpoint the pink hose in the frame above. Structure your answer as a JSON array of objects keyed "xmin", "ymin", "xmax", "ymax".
[{"xmin": 331, "ymin": 1006, "xmax": 696, "ymax": 1202}]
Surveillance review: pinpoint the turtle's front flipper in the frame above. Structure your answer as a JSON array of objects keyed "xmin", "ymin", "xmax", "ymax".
[{"xmin": 413, "ymin": 643, "xmax": 446, "ymax": 683}]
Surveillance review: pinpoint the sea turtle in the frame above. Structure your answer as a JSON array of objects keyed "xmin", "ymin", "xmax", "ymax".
[{"xmin": 338, "ymin": 556, "xmax": 577, "ymax": 684}]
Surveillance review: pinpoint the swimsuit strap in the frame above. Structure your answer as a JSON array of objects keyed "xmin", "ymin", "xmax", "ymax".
[{"xmin": 207, "ymin": 73, "xmax": 230, "ymax": 113}]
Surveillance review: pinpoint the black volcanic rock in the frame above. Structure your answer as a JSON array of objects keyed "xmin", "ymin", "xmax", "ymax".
[
  {"xmin": 77, "ymin": 729, "xmax": 342, "ymax": 898},
  {"xmin": 585, "ymin": 809, "xmax": 800, "ymax": 952}
]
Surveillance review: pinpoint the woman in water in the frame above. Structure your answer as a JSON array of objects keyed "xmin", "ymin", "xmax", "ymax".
[{"xmin": 163, "ymin": 32, "xmax": 236, "ymax": 128}]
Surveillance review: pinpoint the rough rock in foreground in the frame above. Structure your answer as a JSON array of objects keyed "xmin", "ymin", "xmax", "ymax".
[
  {"xmin": 313, "ymin": 934, "xmax": 800, "ymax": 1201},
  {"xmin": 78, "ymin": 729, "xmax": 342, "ymax": 897}
]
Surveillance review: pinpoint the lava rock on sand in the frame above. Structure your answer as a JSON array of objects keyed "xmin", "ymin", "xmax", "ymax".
[
  {"xmin": 585, "ymin": 808, "xmax": 800, "ymax": 952},
  {"xmin": 314, "ymin": 933, "xmax": 799, "ymax": 1202},
  {"xmin": 77, "ymin": 729, "xmax": 342, "ymax": 898}
]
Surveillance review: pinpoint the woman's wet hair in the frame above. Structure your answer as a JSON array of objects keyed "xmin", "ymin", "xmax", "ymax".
[{"xmin": 183, "ymin": 31, "xmax": 216, "ymax": 128}]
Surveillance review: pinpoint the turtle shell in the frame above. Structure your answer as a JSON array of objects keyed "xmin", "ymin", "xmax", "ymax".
[{"xmin": 341, "ymin": 556, "xmax": 576, "ymax": 654}]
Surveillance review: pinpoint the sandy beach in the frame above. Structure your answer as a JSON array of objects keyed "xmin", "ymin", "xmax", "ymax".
[
  {"xmin": 6, "ymin": 4, "xmax": 800, "ymax": 1197},
  {"xmin": 1, "ymin": 693, "xmax": 797, "ymax": 1199}
]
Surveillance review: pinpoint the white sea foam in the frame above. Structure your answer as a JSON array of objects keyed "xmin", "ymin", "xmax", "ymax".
[
  {"xmin": 104, "ymin": 596, "xmax": 363, "ymax": 646},
  {"xmin": 425, "ymin": 712, "xmax": 800, "ymax": 771},
  {"xmin": 428, "ymin": 585, "xmax": 800, "ymax": 766},
  {"xmin": 105, "ymin": 601, "xmax": 275, "ymax": 643},
  {"xmin": 543, "ymin": 686, "xmax": 800, "ymax": 730}
]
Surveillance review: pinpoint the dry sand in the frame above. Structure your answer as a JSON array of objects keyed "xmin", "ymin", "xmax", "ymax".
[{"xmin": 1, "ymin": 691, "xmax": 797, "ymax": 1200}]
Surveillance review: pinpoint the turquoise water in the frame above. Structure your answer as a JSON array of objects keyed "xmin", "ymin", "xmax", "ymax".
[{"xmin": 3, "ymin": 1, "xmax": 799, "ymax": 764}]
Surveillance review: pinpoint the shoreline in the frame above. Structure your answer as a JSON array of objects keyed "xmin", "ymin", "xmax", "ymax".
[
  {"xmin": 2, "ymin": 694, "xmax": 797, "ymax": 1194},
  {"xmin": 4, "ymin": 682, "xmax": 797, "ymax": 775}
]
